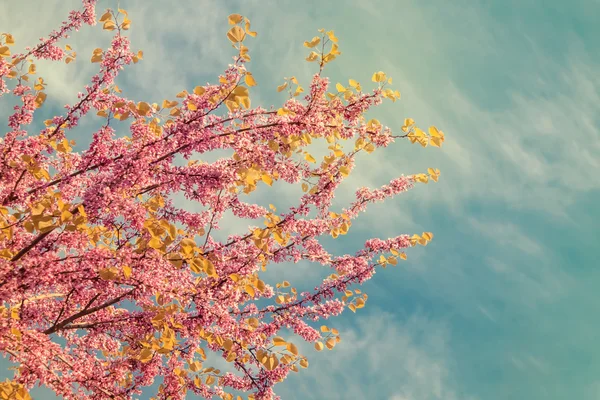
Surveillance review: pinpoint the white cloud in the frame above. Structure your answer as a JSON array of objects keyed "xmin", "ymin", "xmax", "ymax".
[
  {"xmin": 274, "ymin": 310, "xmax": 474, "ymax": 400},
  {"xmin": 468, "ymin": 218, "xmax": 543, "ymax": 256}
]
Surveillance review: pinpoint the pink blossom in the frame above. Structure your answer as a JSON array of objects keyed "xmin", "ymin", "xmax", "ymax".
[{"xmin": 0, "ymin": 5, "xmax": 440, "ymax": 399}]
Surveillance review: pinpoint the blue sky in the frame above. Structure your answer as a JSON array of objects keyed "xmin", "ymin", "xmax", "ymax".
[{"xmin": 1, "ymin": 0, "xmax": 599, "ymax": 399}]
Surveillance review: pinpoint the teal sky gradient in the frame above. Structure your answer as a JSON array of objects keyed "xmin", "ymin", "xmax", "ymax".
[{"xmin": 1, "ymin": 1, "xmax": 599, "ymax": 399}]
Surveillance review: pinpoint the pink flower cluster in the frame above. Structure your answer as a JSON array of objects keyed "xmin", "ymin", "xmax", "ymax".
[{"xmin": 0, "ymin": 3, "xmax": 434, "ymax": 400}]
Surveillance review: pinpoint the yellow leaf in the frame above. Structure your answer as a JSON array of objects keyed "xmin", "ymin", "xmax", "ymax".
[
  {"xmin": 245, "ymin": 72, "xmax": 257, "ymax": 87},
  {"xmin": 429, "ymin": 126, "xmax": 441, "ymax": 137},
  {"xmin": 187, "ymin": 102, "xmax": 197, "ymax": 111},
  {"xmin": 232, "ymin": 86, "xmax": 249, "ymax": 98},
  {"xmin": 410, "ymin": 234, "xmax": 421, "ymax": 246},
  {"xmin": 322, "ymin": 52, "xmax": 338, "ymax": 64},
  {"xmin": 245, "ymin": 285, "xmax": 255, "ymax": 297},
  {"xmin": 259, "ymin": 173, "xmax": 273, "ymax": 186},
  {"xmin": 28, "ymin": 64, "xmax": 36, "ymax": 74},
  {"xmin": 137, "ymin": 101, "xmax": 151, "ymax": 116},
  {"xmin": 161, "ymin": 99, "xmax": 177, "ymax": 109},
  {"xmin": 3, "ymin": 33, "xmax": 15, "ymax": 45},
  {"xmin": 228, "ymin": 14, "xmax": 243, "ymax": 25},
  {"xmin": 123, "ymin": 265, "xmax": 132, "ymax": 278},
  {"xmin": 139, "ymin": 348, "xmax": 153, "ymax": 363},
  {"xmin": 34, "ymin": 92, "xmax": 46, "ymax": 108},
  {"xmin": 335, "ymin": 83, "xmax": 345, "ymax": 92},
  {"xmin": 56, "ymin": 138, "xmax": 72, "ymax": 153},
  {"xmin": 148, "ymin": 236, "xmax": 162, "ymax": 249},
  {"xmin": 188, "ymin": 87, "xmax": 204, "ymax": 97},
  {"xmin": 204, "ymin": 259, "xmax": 217, "ymax": 277},
  {"xmin": 189, "ymin": 360, "xmax": 203, "ymax": 372},
  {"xmin": 103, "ymin": 20, "xmax": 117, "ymax": 31},
  {"xmin": 430, "ymin": 137, "xmax": 442, "ymax": 147},
  {"xmin": 320, "ymin": 325, "xmax": 329, "ymax": 332},
  {"xmin": 303, "ymin": 36, "xmax": 321, "ymax": 48},
  {"xmin": 244, "ymin": 19, "xmax": 257, "ymax": 37},
  {"xmin": 305, "ymin": 51, "xmax": 319, "ymax": 62},
  {"xmin": 60, "ymin": 210, "xmax": 73, "ymax": 222},
  {"xmin": 402, "ymin": 118, "xmax": 415, "ymax": 131},
  {"xmin": 116, "ymin": 111, "xmax": 130, "ymax": 121},
  {"xmin": 227, "ymin": 26, "xmax": 245, "ymax": 43},
  {"xmin": 326, "ymin": 30, "xmax": 338, "ymax": 43},
  {"xmin": 287, "ymin": 342, "xmax": 299, "ymax": 355},
  {"xmin": 414, "ymin": 173, "xmax": 429, "ymax": 183},
  {"xmin": 0, "ymin": 249, "xmax": 14, "ymax": 259},
  {"xmin": 415, "ymin": 127, "xmax": 426, "ymax": 138},
  {"xmin": 340, "ymin": 221, "xmax": 350, "ymax": 234},
  {"xmin": 189, "ymin": 258, "xmax": 203, "ymax": 273},
  {"xmin": 232, "ymin": 91, "xmax": 251, "ymax": 109},
  {"xmin": 277, "ymin": 82, "xmax": 288, "ymax": 92},
  {"xmin": 326, "ymin": 338, "xmax": 336, "ymax": 349},
  {"xmin": 264, "ymin": 354, "xmax": 279, "ymax": 371},
  {"xmin": 247, "ymin": 317, "xmax": 259, "ymax": 329},
  {"xmin": 99, "ymin": 268, "xmax": 117, "ymax": 281},
  {"xmin": 276, "ymin": 107, "xmax": 294, "ymax": 116},
  {"xmin": 0, "ymin": 46, "xmax": 10, "ymax": 57},
  {"xmin": 304, "ymin": 153, "xmax": 316, "ymax": 163},
  {"xmin": 224, "ymin": 99, "xmax": 237, "ymax": 112},
  {"xmin": 367, "ymin": 119, "xmax": 381, "ymax": 132},
  {"xmin": 273, "ymin": 337, "xmax": 286, "ymax": 346},
  {"xmin": 99, "ymin": 11, "xmax": 112, "ymax": 22},
  {"xmin": 355, "ymin": 298, "xmax": 365, "ymax": 308},
  {"xmin": 180, "ymin": 238, "xmax": 196, "ymax": 255},
  {"xmin": 371, "ymin": 71, "xmax": 387, "ymax": 83}
]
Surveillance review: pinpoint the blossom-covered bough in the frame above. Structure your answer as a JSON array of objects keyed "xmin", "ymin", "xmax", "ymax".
[{"xmin": 0, "ymin": 2, "xmax": 445, "ymax": 399}]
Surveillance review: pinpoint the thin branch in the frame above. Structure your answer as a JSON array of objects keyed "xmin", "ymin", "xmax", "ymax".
[{"xmin": 43, "ymin": 287, "xmax": 136, "ymax": 335}]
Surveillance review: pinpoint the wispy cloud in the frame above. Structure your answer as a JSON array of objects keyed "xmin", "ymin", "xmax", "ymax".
[
  {"xmin": 3, "ymin": 0, "xmax": 600, "ymax": 399},
  {"xmin": 276, "ymin": 309, "xmax": 473, "ymax": 400}
]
